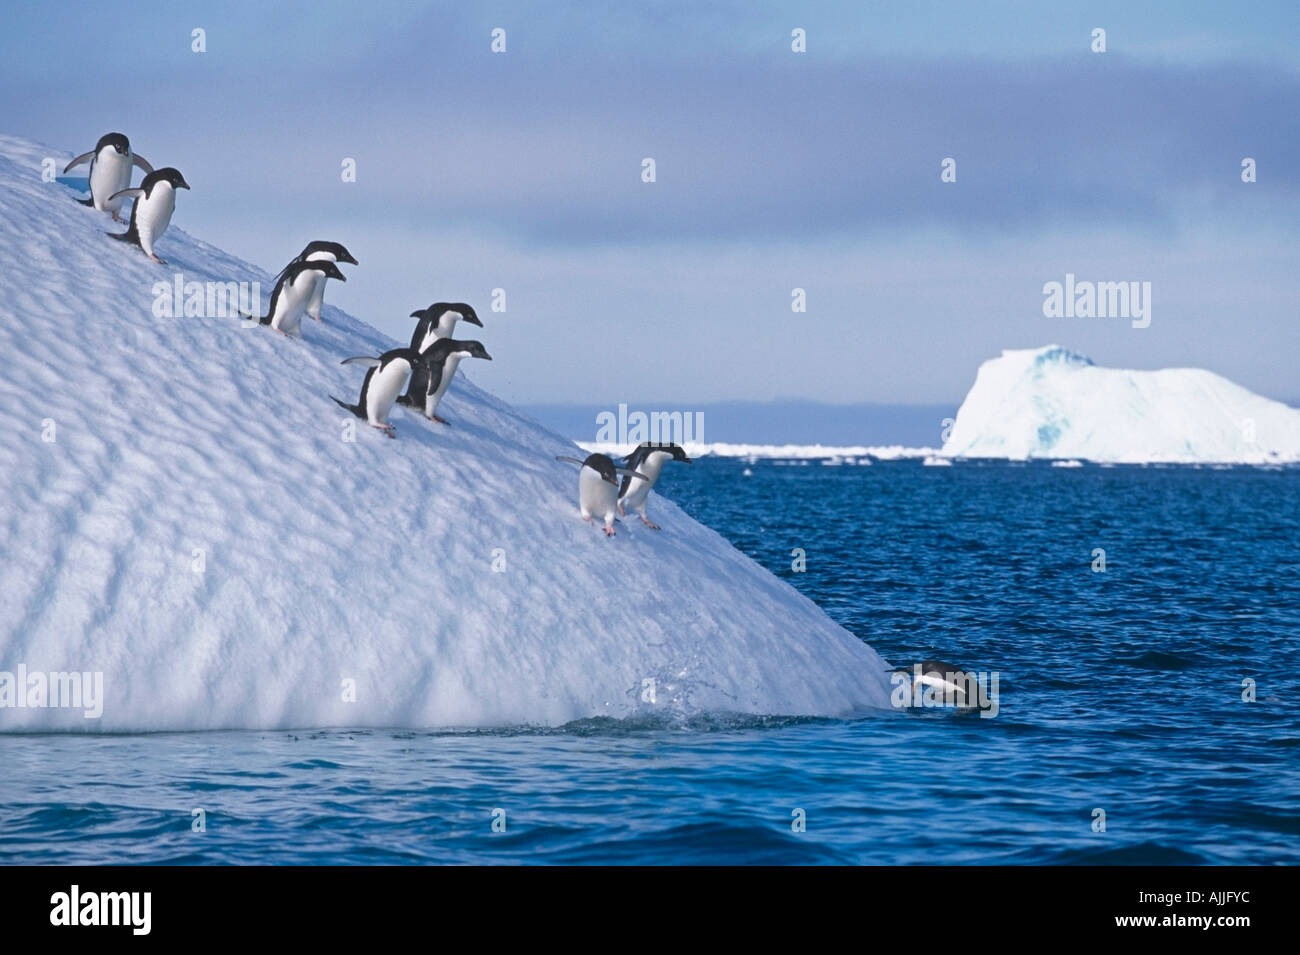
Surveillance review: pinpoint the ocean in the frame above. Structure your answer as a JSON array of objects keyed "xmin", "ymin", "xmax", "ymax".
[{"xmin": 2, "ymin": 458, "xmax": 1297, "ymax": 865}]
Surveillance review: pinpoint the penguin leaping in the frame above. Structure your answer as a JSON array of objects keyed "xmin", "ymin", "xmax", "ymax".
[
  {"xmin": 245, "ymin": 261, "xmax": 347, "ymax": 337},
  {"xmin": 331, "ymin": 348, "xmax": 430, "ymax": 438},
  {"xmin": 64, "ymin": 133, "xmax": 153, "ymax": 222},
  {"xmin": 556, "ymin": 453, "xmax": 649, "ymax": 536},
  {"xmin": 395, "ymin": 337, "xmax": 491, "ymax": 424},
  {"xmin": 617, "ymin": 442, "xmax": 692, "ymax": 529},
  {"xmin": 274, "ymin": 241, "xmax": 358, "ymax": 323},
  {"xmin": 107, "ymin": 167, "xmax": 189, "ymax": 264},
  {"xmin": 408, "ymin": 302, "xmax": 483, "ymax": 353}
]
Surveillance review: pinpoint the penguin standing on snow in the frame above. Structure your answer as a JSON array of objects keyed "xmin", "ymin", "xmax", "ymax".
[
  {"xmin": 408, "ymin": 302, "xmax": 483, "ymax": 352},
  {"xmin": 555, "ymin": 454, "xmax": 649, "ymax": 537},
  {"xmin": 617, "ymin": 443, "xmax": 692, "ymax": 529},
  {"xmin": 245, "ymin": 261, "xmax": 347, "ymax": 337},
  {"xmin": 63, "ymin": 133, "xmax": 154, "ymax": 222},
  {"xmin": 396, "ymin": 338, "xmax": 492, "ymax": 424},
  {"xmin": 331, "ymin": 348, "xmax": 431, "ymax": 438},
  {"xmin": 274, "ymin": 241, "xmax": 358, "ymax": 323},
  {"xmin": 107, "ymin": 167, "xmax": 190, "ymax": 264}
]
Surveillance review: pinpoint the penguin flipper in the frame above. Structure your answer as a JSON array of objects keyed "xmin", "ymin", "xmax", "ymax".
[
  {"xmin": 615, "ymin": 467, "xmax": 651, "ymax": 482},
  {"xmin": 76, "ymin": 197, "xmax": 94, "ymax": 207},
  {"xmin": 107, "ymin": 187, "xmax": 144, "ymax": 203},
  {"xmin": 340, "ymin": 356, "xmax": 381, "ymax": 367},
  {"xmin": 107, "ymin": 230, "xmax": 140, "ymax": 246},
  {"xmin": 63, "ymin": 151, "xmax": 94, "ymax": 173},
  {"xmin": 132, "ymin": 154, "xmax": 154, "ymax": 174},
  {"xmin": 555, "ymin": 455, "xmax": 587, "ymax": 467},
  {"xmin": 330, "ymin": 396, "xmax": 364, "ymax": 418}
]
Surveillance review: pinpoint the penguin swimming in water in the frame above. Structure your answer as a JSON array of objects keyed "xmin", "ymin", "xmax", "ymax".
[
  {"xmin": 555, "ymin": 453, "xmax": 649, "ymax": 536},
  {"xmin": 63, "ymin": 133, "xmax": 153, "ymax": 222},
  {"xmin": 331, "ymin": 348, "xmax": 431, "ymax": 438},
  {"xmin": 395, "ymin": 338, "xmax": 491, "ymax": 424},
  {"xmin": 274, "ymin": 241, "xmax": 358, "ymax": 323},
  {"xmin": 889, "ymin": 661, "xmax": 982, "ymax": 710},
  {"xmin": 617, "ymin": 442, "xmax": 692, "ymax": 529},
  {"xmin": 245, "ymin": 261, "xmax": 347, "ymax": 337},
  {"xmin": 106, "ymin": 167, "xmax": 189, "ymax": 264},
  {"xmin": 407, "ymin": 302, "xmax": 483, "ymax": 353}
]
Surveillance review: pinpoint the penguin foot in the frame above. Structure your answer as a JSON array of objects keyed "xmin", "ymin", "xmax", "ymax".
[
  {"xmin": 641, "ymin": 517, "xmax": 661, "ymax": 530},
  {"xmin": 148, "ymin": 253, "xmax": 167, "ymax": 265},
  {"xmin": 112, "ymin": 213, "xmax": 126, "ymax": 224},
  {"xmin": 372, "ymin": 423, "xmax": 396, "ymax": 438},
  {"xmin": 603, "ymin": 524, "xmax": 616, "ymax": 537},
  {"xmin": 432, "ymin": 415, "xmax": 449, "ymax": 425},
  {"xmin": 617, "ymin": 503, "xmax": 626, "ymax": 516}
]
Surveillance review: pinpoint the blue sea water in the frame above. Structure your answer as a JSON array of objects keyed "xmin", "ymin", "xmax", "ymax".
[{"xmin": 1, "ymin": 459, "xmax": 1297, "ymax": 865}]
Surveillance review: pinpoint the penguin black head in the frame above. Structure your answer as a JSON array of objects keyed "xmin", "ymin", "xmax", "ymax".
[
  {"xmin": 302, "ymin": 240, "xmax": 357, "ymax": 265},
  {"xmin": 151, "ymin": 167, "xmax": 190, "ymax": 190},
  {"xmin": 412, "ymin": 302, "xmax": 483, "ymax": 328},
  {"xmin": 583, "ymin": 453, "xmax": 620, "ymax": 485},
  {"xmin": 453, "ymin": 340, "xmax": 492, "ymax": 361},
  {"xmin": 314, "ymin": 261, "xmax": 347, "ymax": 282},
  {"xmin": 626, "ymin": 441, "xmax": 692, "ymax": 466},
  {"xmin": 97, "ymin": 132, "xmax": 130, "ymax": 155}
]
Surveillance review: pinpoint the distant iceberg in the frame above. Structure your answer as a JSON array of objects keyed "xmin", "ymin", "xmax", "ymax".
[{"xmin": 940, "ymin": 345, "xmax": 1300, "ymax": 464}]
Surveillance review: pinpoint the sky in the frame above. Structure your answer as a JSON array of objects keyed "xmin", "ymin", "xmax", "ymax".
[{"xmin": 4, "ymin": 1, "xmax": 1298, "ymax": 406}]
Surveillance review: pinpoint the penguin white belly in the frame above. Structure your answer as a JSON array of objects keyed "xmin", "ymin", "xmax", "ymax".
[
  {"xmin": 619, "ymin": 452, "xmax": 667, "ymax": 510},
  {"xmin": 305, "ymin": 272, "xmax": 327, "ymax": 321},
  {"xmin": 135, "ymin": 184, "xmax": 176, "ymax": 259},
  {"xmin": 366, "ymin": 360, "xmax": 412, "ymax": 426},
  {"xmin": 302, "ymin": 251, "xmax": 334, "ymax": 320},
  {"xmin": 269, "ymin": 273, "xmax": 315, "ymax": 335},
  {"xmin": 425, "ymin": 353, "xmax": 464, "ymax": 418},
  {"xmin": 579, "ymin": 466, "xmax": 618, "ymax": 524},
  {"xmin": 620, "ymin": 477, "xmax": 652, "ymax": 511},
  {"xmin": 90, "ymin": 148, "xmax": 133, "ymax": 213}
]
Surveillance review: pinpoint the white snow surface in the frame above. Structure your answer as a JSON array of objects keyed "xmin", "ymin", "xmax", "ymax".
[
  {"xmin": 0, "ymin": 134, "xmax": 891, "ymax": 731},
  {"xmin": 941, "ymin": 346, "xmax": 1300, "ymax": 464}
]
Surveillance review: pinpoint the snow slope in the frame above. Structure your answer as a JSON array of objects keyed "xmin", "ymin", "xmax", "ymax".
[
  {"xmin": 941, "ymin": 346, "xmax": 1300, "ymax": 464},
  {"xmin": 0, "ymin": 133, "xmax": 891, "ymax": 731}
]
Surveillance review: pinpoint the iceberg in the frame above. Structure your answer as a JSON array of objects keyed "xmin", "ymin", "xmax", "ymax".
[
  {"xmin": 941, "ymin": 345, "xmax": 1300, "ymax": 464},
  {"xmin": 0, "ymin": 134, "xmax": 891, "ymax": 731}
]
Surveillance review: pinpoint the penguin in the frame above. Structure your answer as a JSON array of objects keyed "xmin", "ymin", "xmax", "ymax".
[
  {"xmin": 274, "ymin": 241, "xmax": 358, "ymax": 323},
  {"xmin": 244, "ymin": 261, "xmax": 347, "ymax": 336},
  {"xmin": 395, "ymin": 338, "xmax": 491, "ymax": 424},
  {"xmin": 408, "ymin": 302, "xmax": 483, "ymax": 353},
  {"xmin": 331, "ymin": 348, "xmax": 430, "ymax": 438},
  {"xmin": 555, "ymin": 454, "xmax": 649, "ymax": 536},
  {"xmin": 63, "ymin": 133, "xmax": 153, "ymax": 222},
  {"xmin": 889, "ymin": 661, "xmax": 979, "ymax": 709},
  {"xmin": 106, "ymin": 167, "xmax": 190, "ymax": 264},
  {"xmin": 617, "ymin": 442, "xmax": 692, "ymax": 529}
]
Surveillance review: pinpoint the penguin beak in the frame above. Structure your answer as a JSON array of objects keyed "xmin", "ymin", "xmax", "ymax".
[
  {"xmin": 178, "ymin": 180, "xmax": 191, "ymax": 190},
  {"xmin": 465, "ymin": 314, "xmax": 483, "ymax": 327},
  {"xmin": 480, "ymin": 351, "xmax": 492, "ymax": 360},
  {"xmin": 335, "ymin": 272, "xmax": 347, "ymax": 282},
  {"xmin": 342, "ymin": 253, "xmax": 358, "ymax": 265}
]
